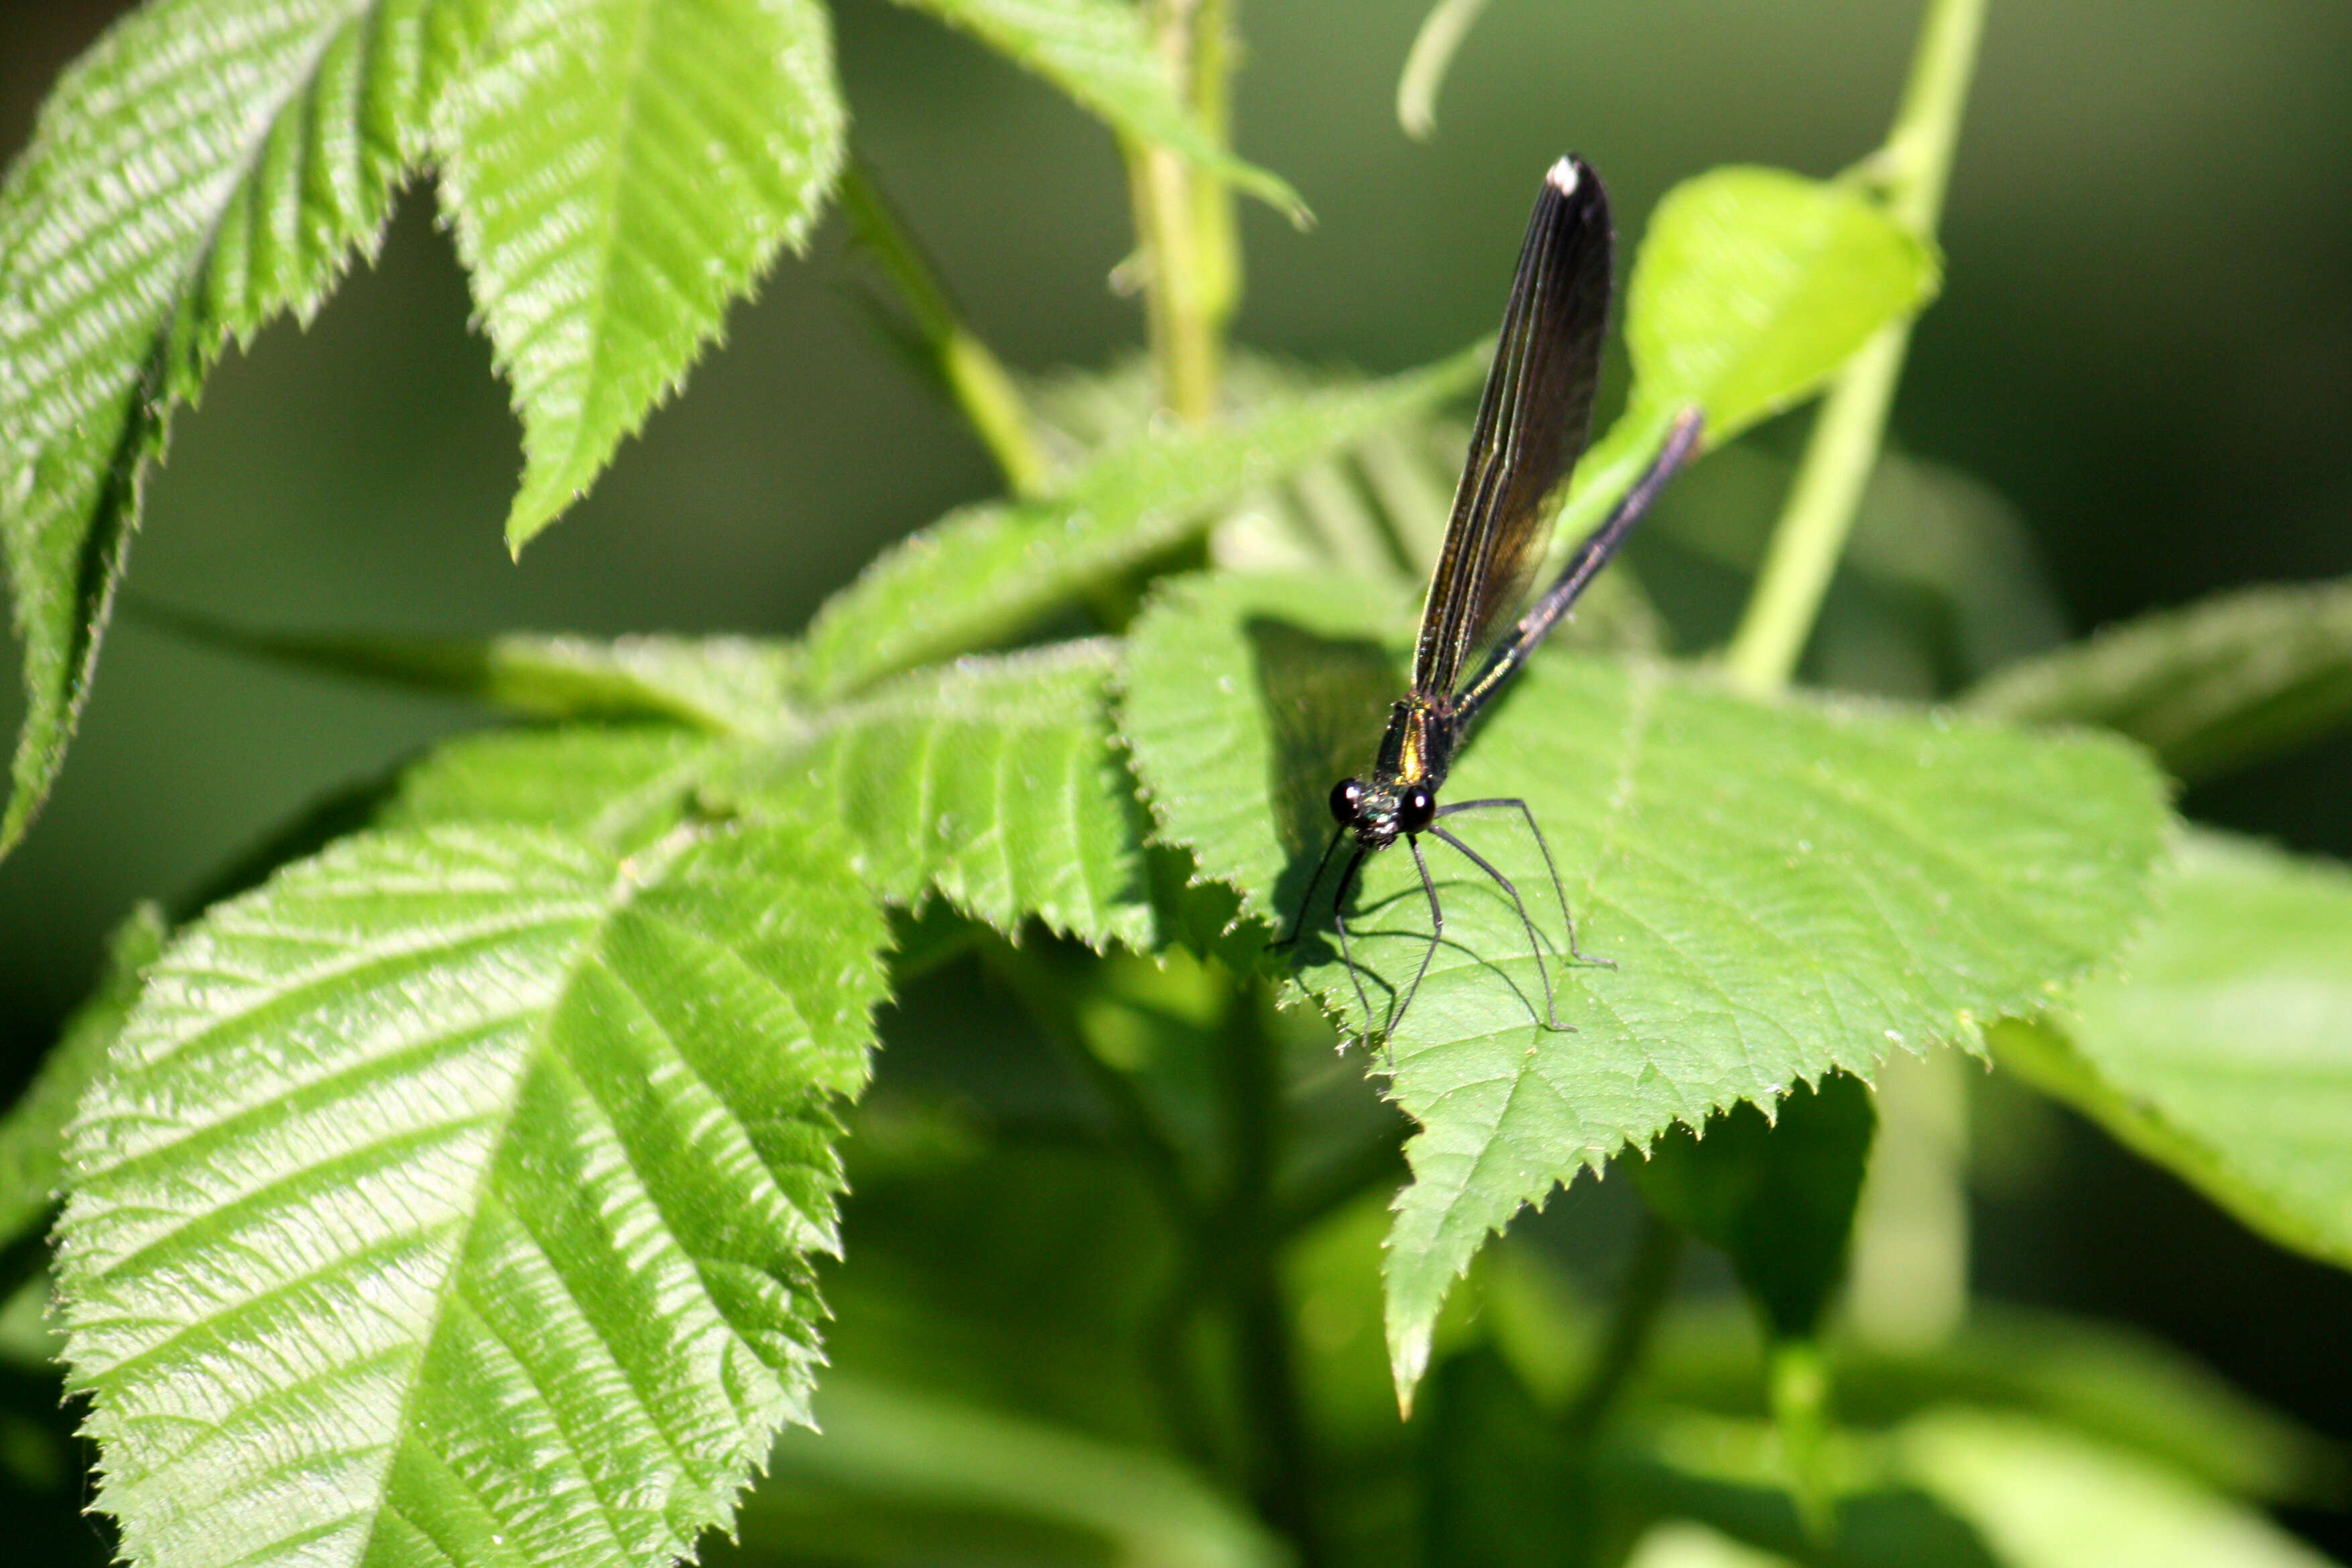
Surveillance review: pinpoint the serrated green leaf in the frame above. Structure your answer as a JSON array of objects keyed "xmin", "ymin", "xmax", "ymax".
[
  {"xmin": 1992, "ymin": 830, "xmax": 2352, "ymax": 1274},
  {"xmin": 729, "ymin": 639, "xmax": 1158, "ymax": 951},
  {"xmin": 433, "ymin": 0, "xmax": 845, "ymax": 551},
  {"xmin": 58, "ymin": 820, "xmax": 889, "ymax": 1568},
  {"xmin": 0, "ymin": 907, "xmax": 164, "ymax": 1258},
  {"xmin": 1622, "ymin": 167, "xmax": 1939, "ymax": 448},
  {"xmin": 1635, "ymin": 1073, "xmax": 1875, "ymax": 1342},
  {"xmin": 1900, "ymin": 1410, "xmax": 2338, "ymax": 1568},
  {"xmin": 798, "ymin": 342, "xmax": 1489, "ymax": 702},
  {"xmin": 380, "ymin": 724, "xmax": 729, "ymax": 850},
  {"xmin": 893, "ymin": 0, "xmax": 1303, "ymax": 221},
  {"xmin": 1119, "ymin": 571, "xmax": 2168, "ymax": 1404},
  {"xmin": 0, "ymin": 0, "xmax": 492, "ymax": 857},
  {"xmin": 1968, "ymin": 578, "xmax": 2352, "ymax": 784},
  {"xmin": 148, "ymin": 608, "xmax": 805, "ymax": 733}
]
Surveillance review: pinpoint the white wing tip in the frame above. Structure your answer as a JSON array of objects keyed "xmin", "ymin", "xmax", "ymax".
[{"xmin": 1546, "ymin": 155, "xmax": 1581, "ymax": 195}]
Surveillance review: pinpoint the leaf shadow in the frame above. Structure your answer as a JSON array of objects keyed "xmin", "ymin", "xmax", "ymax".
[{"xmin": 1243, "ymin": 614, "xmax": 1397, "ymax": 917}]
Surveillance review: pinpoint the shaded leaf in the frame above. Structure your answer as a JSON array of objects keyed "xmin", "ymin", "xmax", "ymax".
[
  {"xmin": 1992, "ymin": 830, "xmax": 2352, "ymax": 1273},
  {"xmin": 731, "ymin": 639, "xmax": 1158, "ymax": 950},
  {"xmin": 1635, "ymin": 1073, "xmax": 1876, "ymax": 1342},
  {"xmin": 1621, "ymin": 166, "xmax": 1939, "ymax": 448},
  {"xmin": 1119, "ymin": 571, "xmax": 2168, "ymax": 1402},
  {"xmin": 798, "ymin": 342, "xmax": 1489, "ymax": 702},
  {"xmin": 893, "ymin": 0, "xmax": 1303, "ymax": 220},
  {"xmin": 749, "ymin": 1375, "xmax": 1288, "ymax": 1568},
  {"xmin": 147, "ymin": 607, "xmax": 804, "ymax": 732},
  {"xmin": 58, "ymin": 820, "xmax": 889, "ymax": 1568},
  {"xmin": 434, "ymin": 0, "xmax": 845, "ymax": 550},
  {"xmin": 0, "ymin": 0, "xmax": 491, "ymax": 855},
  {"xmin": 1968, "ymin": 578, "xmax": 2352, "ymax": 784},
  {"xmin": 0, "ymin": 907, "xmax": 164, "ymax": 1258}
]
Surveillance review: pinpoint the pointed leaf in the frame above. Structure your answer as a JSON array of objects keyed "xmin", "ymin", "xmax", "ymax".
[
  {"xmin": 0, "ymin": 0, "xmax": 491, "ymax": 854},
  {"xmin": 1621, "ymin": 166, "xmax": 1939, "ymax": 448},
  {"xmin": 1969, "ymin": 578, "xmax": 2352, "ymax": 784},
  {"xmin": 1119, "ymin": 572, "xmax": 2167, "ymax": 1402},
  {"xmin": 893, "ymin": 0, "xmax": 1302, "ymax": 220},
  {"xmin": 799, "ymin": 342, "xmax": 1488, "ymax": 702},
  {"xmin": 149, "ymin": 608, "xmax": 805, "ymax": 732},
  {"xmin": 0, "ymin": 906, "xmax": 164, "ymax": 1256},
  {"xmin": 434, "ymin": 0, "xmax": 845, "ymax": 549},
  {"xmin": 58, "ymin": 820, "xmax": 889, "ymax": 1568},
  {"xmin": 729, "ymin": 639, "xmax": 1158, "ymax": 950},
  {"xmin": 1992, "ymin": 830, "xmax": 2352, "ymax": 1273}
]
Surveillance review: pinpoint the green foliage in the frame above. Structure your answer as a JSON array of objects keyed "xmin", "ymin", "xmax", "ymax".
[
  {"xmin": 5, "ymin": 3, "xmax": 2349, "ymax": 1565},
  {"xmin": 1969, "ymin": 577, "xmax": 2352, "ymax": 783},
  {"xmin": 58, "ymin": 820, "xmax": 890, "ymax": 1568},
  {"xmin": 0, "ymin": 0, "xmax": 493, "ymax": 856},
  {"xmin": 1621, "ymin": 167, "xmax": 1940, "ymax": 450},
  {"xmin": 796, "ymin": 342, "xmax": 1489, "ymax": 700},
  {"xmin": 1993, "ymin": 830, "xmax": 2352, "ymax": 1272},
  {"xmin": 742, "ymin": 639, "xmax": 1159, "ymax": 950},
  {"xmin": 437, "ymin": 0, "xmax": 845, "ymax": 551},
  {"xmin": 893, "ymin": 0, "xmax": 1302, "ymax": 220},
  {"xmin": 1635, "ymin": 1074, "xmax": 1875, "ymax": 1343},
  {"xmin": 1900, "ymin": 1410, "xmax": 2339, "ymax": 1568},
  {"xmin": 1119, "ymin": 569, "xmax": 2168, "ymax": 1399}
]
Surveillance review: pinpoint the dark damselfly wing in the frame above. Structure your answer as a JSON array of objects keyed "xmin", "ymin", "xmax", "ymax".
[{"xmin": 1409, "ymin": 156, "xmax": 1614, "ymax": 702}]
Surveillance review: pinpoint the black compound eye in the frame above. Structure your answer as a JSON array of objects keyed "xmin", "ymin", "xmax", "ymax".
[
  {"xmin": 1329, "ymin": 778, "xmax": 1367, "ymax": 825},
  {"xmin": 1398, "ymin": 785, "xmax": 1436, "ymax": 834}
]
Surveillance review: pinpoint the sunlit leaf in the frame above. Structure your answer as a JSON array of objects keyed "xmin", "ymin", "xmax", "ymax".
[
  {"xmin": 798, "ymin": 342, "xmax": 1489, "ymax": 702},
  {"xmin": 731, "ymin": 639, "xmax": 1158, "ymax": 950},
  {"xmin": 1621, "ymin": 166, "xmax": 1939, "ymax": 448},
  {"xmin": 381, "ymin": 724, "xmax": 731, "ymax": 850},
  {"xmin": 893, "ymin": 0, "xmax": 1303, "ymax": 220},
  {"xmin": 1969, "ymin": 578, "xmax": 2352, "ymax": 784},
  {"xmin": 434, "ymin": 0, "xmax": 845, "ymax": 550},
  {"xmin": 1901, "ymin": 1410, "xmax": 2339, "ymax": 1568},
  {"xmin": 1993, "ymin": 830, "xmax": 2352, "ymax": 1273},
  {"xmin": 0, "ymin": 0, "xmax": 492, "ymax": 856},
  {"xmin": 1119, "ymin": 570, "xmax": 2168, "ymax": 1403},
  {"xmin": 58, "ymin": 820, "xmax": 889, "ymax": 1568}
]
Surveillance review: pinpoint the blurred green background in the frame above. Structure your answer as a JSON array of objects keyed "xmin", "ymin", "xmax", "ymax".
[{"xmin": 3, "ymin": 0, "xmax": 2349, "ymax": 1551}]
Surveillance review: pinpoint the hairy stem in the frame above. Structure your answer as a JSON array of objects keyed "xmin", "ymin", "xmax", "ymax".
[
  {"xmin": 838, "ymin": 161, "xmax": 1051, "ymax": 497},
  {"xmin": 1125, "ymin": 0, "xmax": 1233, "ymax": 422},
  {"xmin": 1721, "ymin": 0, "xmax": 1988, "ymax": 695}
]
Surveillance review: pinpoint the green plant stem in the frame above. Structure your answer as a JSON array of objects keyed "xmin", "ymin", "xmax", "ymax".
[
  {"xmin": 1562, "ymin": 1210, "xmax": 1681, "ymax": 1447},
  {"xmin": 1222, "ymin": 980, "xmax": 1324, "ymax": 1566},
  {"xmin": 1126, "ymin": 0, "xmax": 1229, "ymax": 423},
  {"xmin": 1722, "ymin": 0, "xmax": 1987, "ymax": 696},
  {"xmin": 837, "ymin": 161, "xmax": 1052, "ymax": 497}
]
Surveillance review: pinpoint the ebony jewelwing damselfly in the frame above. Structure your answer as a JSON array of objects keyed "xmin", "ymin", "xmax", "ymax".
[{"xmin": 1282, "ymin": 155, "xmax": 1705, "ymax": 1044}]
